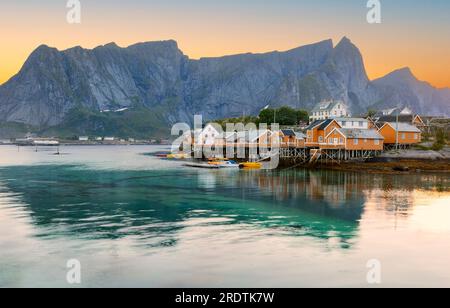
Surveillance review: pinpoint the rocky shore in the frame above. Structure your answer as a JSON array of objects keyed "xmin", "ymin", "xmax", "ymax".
[{"xmin": 307, "ymin": 148, "xmax": 450, "ymax": 174}]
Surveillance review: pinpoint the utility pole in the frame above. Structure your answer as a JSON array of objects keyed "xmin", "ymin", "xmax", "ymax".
[{"xmin": 396, "ymin": 109, "xmax": 399, "ymax": 151}]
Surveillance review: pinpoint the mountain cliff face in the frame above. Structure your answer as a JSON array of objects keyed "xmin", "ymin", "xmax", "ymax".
[
  {"xmin": 0, "ymin": 40, "xmax": 187, "ymax": 127},
  {"xmin": 0, "ymin": 37, "xmax": 448, "ymax": 135},
  {"xmin": 371, "ymin": 68, "xmax": 450, "ymax": 116}
]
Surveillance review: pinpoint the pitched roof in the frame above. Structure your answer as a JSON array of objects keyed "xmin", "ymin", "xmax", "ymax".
[
  {"xmin": 385, "ymin": 122, "xmax": 421, "ymax": 133},
  {"xmin": 334, "ymin": 117, "xmax": 368, "ymax": 122},
  {"xmin": 311, "ymin": 101, "xmax": 331, "ymax": 113},
  {"xmin": 378, "ymin": 115, "xmax": 415, "ymax": 123},
  {"xmin": 236, "ymin": 130, "xmax": 270, "ymax": 142},
  {"xmin": 294, "ymin": 132, "xmax": 306, "ymax": 139},
  {"xmin": 305, "ymin": 120, "xmax": 325, "ymax": 131},
  {"xmin": 339, "ymin": 129, "xmax": 384, "ymax": 140},
  {"xmin": 311, "ymin": 101, "xmax": 345, "ymax": 113},
  {"xmin": 281, "ymin": 129, "xmax": 296, "ymax": 137},
  {"xmin": 318, "ymin": 119, "xmax": 336, "ymax": 130},
  {"xmin": 379, "ymin": 107, "xmax": 397, "ymax": 116}
]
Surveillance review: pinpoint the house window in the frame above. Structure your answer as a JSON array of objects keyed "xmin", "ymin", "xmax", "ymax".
[
  {"xmin": 359, "ymin": 121, "xmax": 364, "ymax": 127},
  {"xmin": 342, "ymin": 121, "xmax": 346, "ymax": 126},
  {"xmin": 334, "ymin": 138, "xmax": 338, "ymax": 144},
  {"xmin": 329, "ymin": 138, "xmax": 333, "ymax": 144},
  {"xmin": 339, "ymin": 138, "xmax": 343, "ymax": 144},
  {"xmin": 354, "ymin": 139, "xmax": 359, "ymax": 145},
  {"xmin": 374, "ymin": 140, "xmax": 380, "ymax": 145},
  {"xmin": 402, "ymin": 133, "xmax": 406, "ymax": 140},
  {"xmin": 319, "ymin": 136, "xmax": 323, "ymax": 143},
  {"xmin": 414, "ymin": 133, "xmax": 419, "ymax": 140}
]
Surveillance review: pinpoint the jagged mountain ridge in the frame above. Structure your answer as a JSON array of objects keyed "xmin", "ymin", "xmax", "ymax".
[
  {"xmin": 371, "ymin": 67, "xmax": 450, "ymax": 116},
  {"xmin": 0, "ymin": 37, "xmax": 448, "ymax": 135}
]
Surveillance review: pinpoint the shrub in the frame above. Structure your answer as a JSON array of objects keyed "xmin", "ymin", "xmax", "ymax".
[{"xmin": 431, "ymin": 128, "xmax": 447, "ymax": 151}]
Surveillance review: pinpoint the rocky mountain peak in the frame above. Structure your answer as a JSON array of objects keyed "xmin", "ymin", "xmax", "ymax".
[
  {"xmin": 0, "ymin": 38, "xmax": 448, "ymax": 135},
  {"xmin": 329, "ymin": 37, "xmax": 370, "ymax": 97},
  {"xmin": 374, "ymin": 67, "xmax": 421, "ymax": 87},
  {"xmin": 335, "ymin": 36, "xmax": 353, "ymax": 48},
  {"xmin": 387, "ymin": 67, "xmax": 415, "ymax": 80}
]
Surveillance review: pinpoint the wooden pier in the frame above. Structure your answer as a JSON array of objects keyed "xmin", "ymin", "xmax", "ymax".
[{"xmin": 187, "ymin": 142, "xmax": 383, "ymax": 166}]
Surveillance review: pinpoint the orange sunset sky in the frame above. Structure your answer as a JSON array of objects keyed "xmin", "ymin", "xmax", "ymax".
[{"xmin": 1, "ymin": 0, "xmax": 449, "ymax": 88}]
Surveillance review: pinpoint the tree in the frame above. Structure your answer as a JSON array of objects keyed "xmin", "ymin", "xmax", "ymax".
[
  {"xmin": 432, "ymin": 128, "xmax": 447, "ymax": 151},
  {"xmin": 366, "ymin": 109, "xmax": 378, "ymax": 118},
  {"xmin": 214, "ymin": 116, "xmax": 260, "ymax": 129},
  {"xmin": 296, "ymin": 110, "xmax": 309, "ymax": 123},
  {"xmin": 259, "ymin": 106, "xmax": 309, "ymax": 125},
  {"xmin": 259, "ymin": 108, "xmax": 275, "ymax": 124},
  {"xmin": 276, "ymin": 106, "xmax": 298, "ymax": 125}
]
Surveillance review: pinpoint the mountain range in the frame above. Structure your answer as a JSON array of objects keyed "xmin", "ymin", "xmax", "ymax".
[{"xmin": 0, "ymin": 37, "xmax": 449, "ymax": 138}]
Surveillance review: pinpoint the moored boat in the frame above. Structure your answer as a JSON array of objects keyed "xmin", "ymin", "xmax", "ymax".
[
  {"xmin": 209, "ymin": 160, "xmax": 240, "ymax": 168},
  {"xmin": 184, "ymin": 162, "xmax": 220, "ymax": 169},
  {"xmin": 239, "ymin": 162, "xmax": 262, "ymax": 169},
  {"xmin": 167, "ymin": 153, "xmax": 190, "ymax": 160}
]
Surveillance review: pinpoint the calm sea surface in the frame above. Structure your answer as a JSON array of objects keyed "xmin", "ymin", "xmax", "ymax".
[{"xmin": 0, "ymin": 145, "xmax": 449, "ymax": 287}]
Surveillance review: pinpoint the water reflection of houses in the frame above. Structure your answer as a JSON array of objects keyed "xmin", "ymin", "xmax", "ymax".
[
  {"xmin": 362, "ymin": 174, "xmax": 449, "ymax": 219},
  {"xmin": 226, "ymin": 170, "xmax": 367, "ymax": 222},
  {"xmin": 212, "ymin": 170, "xmax": 449, "ymax": 221}
]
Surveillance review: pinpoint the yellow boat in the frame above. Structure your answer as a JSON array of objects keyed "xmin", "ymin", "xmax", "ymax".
[
  {"xmin": 208, "ymin": 161, "xmax": 223, "ymax": 166},
  {"xmin": 239, "ymin": 162, "xmax": 262, "ymax": 169},
  {"xmin": 166, "ymin": 153, "xmax": 189, "ymax": 160}
]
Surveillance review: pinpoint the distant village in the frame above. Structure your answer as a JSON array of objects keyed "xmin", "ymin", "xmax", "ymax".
[
  {"xmin": 0, "ymin": 135, "xmax": 171, "ymax": 147},
  {"xmin": 180, "ymin": 100, "xmax": 449, "ymax": 164},
  {"xmin": 1, "ymin": 100, "xmax": 448, "ymax": 166}
]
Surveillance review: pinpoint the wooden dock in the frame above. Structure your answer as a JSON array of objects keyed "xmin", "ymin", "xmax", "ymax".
[{"xmin": 186, "ymin": 142, "xmax": 383, "ymax": 166}]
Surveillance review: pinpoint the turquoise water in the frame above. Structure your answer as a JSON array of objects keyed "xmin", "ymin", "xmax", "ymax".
[{"xmin": 0, "ymin": 145, "xmax": 449, "ymax": 287}]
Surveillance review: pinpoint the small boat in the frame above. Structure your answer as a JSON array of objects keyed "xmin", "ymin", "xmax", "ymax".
[
  {"xmin": 167, "ymin": 153, "xmax": 190, "ymax": 160},
  {"xmin": 209, "ymin": 160, "xmax": 240, "ymax": 169},
  {"xmin": 184, "ymin": 162, "xmax": 220, "ymax": 169},
  {"xmin": 33, "ymin": 140, "xmax": 60, "ymax": 146},
  {"xmin": 239, "ymin": 162, "xmax": 262, "ymax": 169}
]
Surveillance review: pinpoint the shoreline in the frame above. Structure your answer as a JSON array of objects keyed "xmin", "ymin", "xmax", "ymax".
[{"xmin": 2, "ymin": 144, "xmax": 449, "ymax": 174}]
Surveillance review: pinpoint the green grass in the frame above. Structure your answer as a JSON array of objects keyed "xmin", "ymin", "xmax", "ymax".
[
  {"xmin": 0, "ymin": 122, "xmax": 36, "ymax": 139},
  {"xmin": 40, "ymin": 106, "xmax": 171, "ymax": 139}
]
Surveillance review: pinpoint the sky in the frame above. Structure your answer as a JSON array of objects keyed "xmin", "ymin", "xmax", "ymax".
[{"xmin": 1, "ymin": 0, "xmax": 450, "ymax": 88}]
